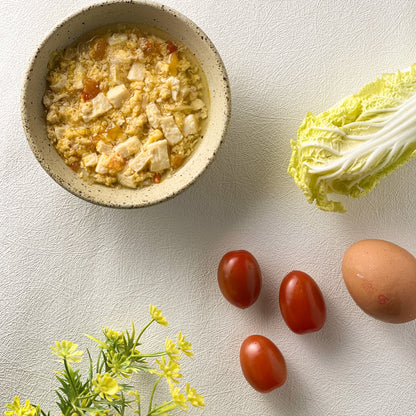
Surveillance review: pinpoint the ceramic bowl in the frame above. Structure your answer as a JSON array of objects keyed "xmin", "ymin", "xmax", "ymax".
[{"xmin": 21, "ymin": 0, "xmax": 231, "ymax": 208}]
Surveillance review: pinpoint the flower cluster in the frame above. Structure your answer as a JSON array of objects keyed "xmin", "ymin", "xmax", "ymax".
[
  {"xmin": 5, "ymin": 398, "xmax": 38, "ymax": 416},
  {"xmin": 4, "ymin": 305, "xmax": 204, "ymax": 416}
]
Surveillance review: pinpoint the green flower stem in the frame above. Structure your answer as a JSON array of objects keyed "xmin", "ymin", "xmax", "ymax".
[
  {"xmin": 63, "ymin": 360, "xmax": 80, "ymax": 410},
  {"xmin": 138, "ymin": 351, "xmax": 167, "ymax": 358},
  {"xmin": 136, "ymin": 320, "xmax": 154, "ymax": 343},
  {"xmin": 136, "ymin": 398, "xmax": 142, "ymax": 416},
  {"xmin": 148, "ymin": 375, "xmax": 163, "ymax": 414},
  {"xmin": 148, "ymin": 400, "xmax": 176, "ymax": 415},
  {"xmin": 112, "ymin": 391, "xmax": 126, "ymax": 416},
  {"xmin": 121, "ymin": 391, "xmax": 127, "ymax": 416},
  {"xmin": 97, "ymin": 350, "xmax": 106, "ymax": 374}
]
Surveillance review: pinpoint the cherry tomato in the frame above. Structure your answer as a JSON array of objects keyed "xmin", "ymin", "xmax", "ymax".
[
  {"xmin": 240, "ymin": 335, "xmax": 287, "ymax": 393},
  {"xmin": 217, "ymin": 250, "xmax": 262, "ymax": 308},
  {"xmin": 279, "ymin": 271, "xmax": 326, "ymax": 334}
]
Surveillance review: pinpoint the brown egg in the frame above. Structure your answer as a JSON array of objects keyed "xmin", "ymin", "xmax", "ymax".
[{"xmin": 342, "ymin": 239, "xmax": 416, "ymax": 323}]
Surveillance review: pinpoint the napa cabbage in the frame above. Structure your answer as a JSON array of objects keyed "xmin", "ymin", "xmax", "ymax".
[{"xmin": 288, "ymin": 65, "xmax": 416, "ymax": 212}]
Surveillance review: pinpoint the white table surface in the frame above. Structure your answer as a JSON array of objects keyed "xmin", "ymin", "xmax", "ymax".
[{"xmin": 2, "ymin": 0, "xmax": 416, "ymax": 415}]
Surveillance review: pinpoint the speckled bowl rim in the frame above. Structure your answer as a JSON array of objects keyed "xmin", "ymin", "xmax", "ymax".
[{"xmin": 21, "ymin": 0, "xmax": 231, "ymax": 208}]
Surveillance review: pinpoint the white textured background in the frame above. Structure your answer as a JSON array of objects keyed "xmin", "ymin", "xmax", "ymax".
[{"xmin": 1, "ymin": 0, "xmax": 416, "ymax": 415}]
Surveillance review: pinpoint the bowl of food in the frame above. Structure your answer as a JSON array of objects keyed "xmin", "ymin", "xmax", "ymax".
[{"xmin": 21, "ymin": 0, "xmax": 231, "ymax": 208}]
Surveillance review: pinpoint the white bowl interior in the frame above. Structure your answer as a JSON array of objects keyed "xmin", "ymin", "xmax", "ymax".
[{"xmin": 22, "ymin": 1, "xmax": 230, "ymax": 207}]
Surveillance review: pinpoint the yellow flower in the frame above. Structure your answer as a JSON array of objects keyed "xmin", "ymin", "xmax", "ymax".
[
  {"xmin": 176, "ymin": 332, "xmax": 193, "ymax": 358},
  {"xmin": 127, "ymin": 390, "xmax": 141, "ymax": 415},
  {"xmin": 155, "ymin": 357, "xmax": 182, "ymax": 384},
  {"xmin": 185, "ymin": 383, "xmax": 205, "ymax": 408},
  {"xmin": 103, "ymin": 327, "xmax": 123, "ymax": 345},
  {"xmin": 5, "ymin": 397, "xmax": 36, "ymax": 416},
  {"xmin": 149, "ymin": 305, "xmax": 168, "ymax": 326},
  {"xmin": 127, "ymin": 390, "xmax": 140, "ymax": 403},
  {"xmin": 92, "ymin": 373, "xmax": 121, "ymax": 401},
  {"xmin": 165, "ymin": 337, "xmax": 180, "ymax": 359},
  {"xmin": 169, "ymin": 384, "xmax": 188, "ymax": 411},
  {"xmin": 89, "ymin": 411, "xmax": 109, "ymax": 416},
  {"xmin": 107, "ymin": 351, "xmax": 134, "ymax": 379},
  {"xmin": 50, "ymin": 341, "xmax": 83, "ymax": 363}
]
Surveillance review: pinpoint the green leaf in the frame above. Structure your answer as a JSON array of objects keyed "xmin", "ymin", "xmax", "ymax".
[{"xmin": 84, "ymin": 334, "xmax": 109, "ymax": 349}]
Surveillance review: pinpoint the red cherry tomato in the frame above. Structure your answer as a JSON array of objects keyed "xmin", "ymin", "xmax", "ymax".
[
  {"xmin": 279, "ymin": 271, "xmax": 326, "ymax": 334},
  {"xmin": 217, "ymin": 250, "xmax": 262, "ymax": 308},
  {"xmin": 240, "ymin": 335, "xmax": 287, "ymax": 393}
]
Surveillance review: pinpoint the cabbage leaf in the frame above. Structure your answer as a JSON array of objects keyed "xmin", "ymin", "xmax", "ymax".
[{"xmin": 288, "ymin": 65, "xmax": 416, "ymax": 212}]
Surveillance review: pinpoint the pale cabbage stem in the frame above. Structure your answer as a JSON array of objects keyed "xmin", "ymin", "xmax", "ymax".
[
  {"xmin": 304, "ymin": 92, "xmax": 416, "ymax": 187},
  {"xmin": 342, "ymin": 120, "xmax": 387, "ymax": 129}
]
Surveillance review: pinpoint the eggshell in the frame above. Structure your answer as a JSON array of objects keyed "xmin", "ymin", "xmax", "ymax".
[{"xmin": 342, "ymin": 239, "xmax": 416, "ymax": 323}]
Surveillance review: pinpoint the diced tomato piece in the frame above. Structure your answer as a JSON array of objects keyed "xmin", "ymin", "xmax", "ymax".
[
  {"xmin": 153, "ymin": 173, "xmax": 161, "ymax": 183},
  {"xmin": 167, "ymin": 41, "xmax": 178, "ymax": 54},
  {"xmin": 81, "ymin": 78, "xmax": 100, "ymax": 101},
  {"xmin": 90, "ymin": 37, "xmax": 107, "ymax": 60},
  {"xmin": 142, "ymin": 40, "xmax": 155, "ymax": 53},
  {"xmin": 171, "ymin": 154, "xmax": 183, "ymax": 168},
  {"xmin": 69, "ymin": 161, "xmax": 80, "ymax": 171}
]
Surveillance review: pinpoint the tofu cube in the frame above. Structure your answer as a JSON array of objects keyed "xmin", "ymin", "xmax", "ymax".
[
  {"xmin": 111, "ymin": 50, "xmax": 133, "ymax": 64},
  {"xmin": 96, "ymin": 141, "xmax": 113, "ymax": 155},
  {"xmin": 159, "ymin": 116, "xmax": 183, "ymax": 145},
  {"xmin": 118, "ymin": 172, "xmax": 137, "ymax": 188},
  {"xmin": 146, "ymin": 102, "xmax": 162, "ymax": 129},
  {"xmin": 167, "ymin": 77, "xmax": 180, "ymax": 101},
  {"xmin": 82, "ymin": 93, "xmax": 112, "ymax": 122},
  {"xmin": 128, "ymin": 62, "xmax": 146, "ymax": 81},
  {"xmin": 110, "ymin": 64, "xmax": 125, "ymax": 84},
  {"xmin": 54, "ymin": 126, "xmax": 67, "ymax": 139},
  {"xmin": 129, "ymin": 151, "xmax": 151, "ymax": 172},
  {"xmin": 147, "ymin": 139, "xmax": 170, "ymax": 172},
  {"xmin": 183, "ymin": 114, "xmax": 199, "ymax": 136},
  {"xmin": 73, "ymin": 64, "xmax": 84, "ymax": 89},
  {"xmin": 82, "ymin": 153, "xmax": 98, "ymax": 167},
  {"xmin": 95, "ymin": 154, "xmax": 111, "ymax": 174},
  {"xmin": 108, "ymin": 33, "xmax": 128, "ymax": 45},
  {"xmin": 115, "ymin": 136, "xmax": 141, "ymax": 159},
  {"xmin": 192, "ymin": 98, "xmax": 205, "ymax": 110},
  {"xmin": 107, "ymin": 84, "xmax": 130, "ymax": 108}
]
